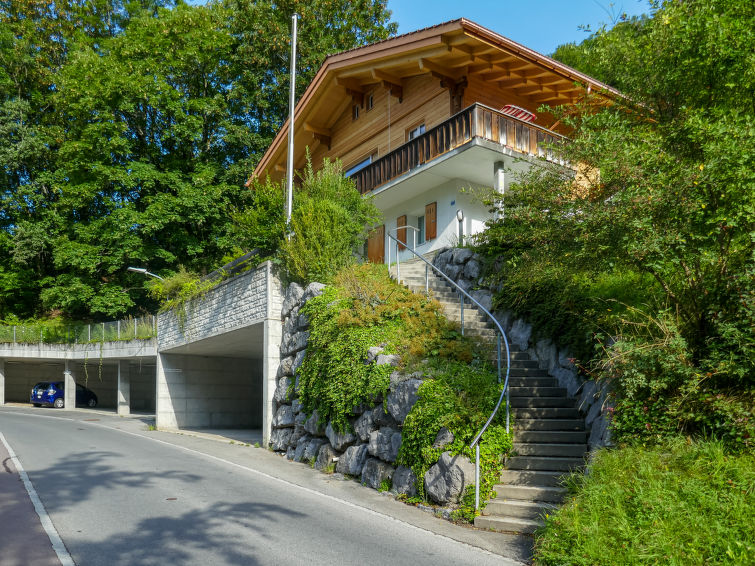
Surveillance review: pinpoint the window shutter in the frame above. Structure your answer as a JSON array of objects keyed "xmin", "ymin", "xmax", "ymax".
[
  {"xmin": 425, "ymin": 202, "xmax": 437, "ymax": 241},
  {"xmin": 397, "ymin": 215, "xmax": 407, "ymax": 250}
]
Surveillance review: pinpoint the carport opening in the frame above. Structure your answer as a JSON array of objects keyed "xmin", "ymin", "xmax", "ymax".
[
  {"xmin": 3, "ymin": 359, "xmax": 155, "ymax": 413},
  {"xmin": 157, "ymin": 325, "xmax": 264, "ymax": 435}
]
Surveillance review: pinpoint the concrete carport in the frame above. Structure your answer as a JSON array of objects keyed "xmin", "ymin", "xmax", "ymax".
[
  {"xmin": 155, "ymin": 261, "xmax": 283, "ymax": 443},
  {"xmin": 0, "ymin": 341, "xmax": 157, "ymax": 414}
]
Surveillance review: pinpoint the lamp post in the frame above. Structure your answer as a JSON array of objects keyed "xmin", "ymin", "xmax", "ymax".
[
  {"xmin": 127, "ymin": 267, "xmax": 164, "ymax": 281},
  {"xmin": 456, "ymin": 209, "xmax": 464, "ymax": 246}
]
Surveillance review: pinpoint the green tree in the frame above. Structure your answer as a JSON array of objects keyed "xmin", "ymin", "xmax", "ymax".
[
  {"xmin": 476, "ymin": 0, "xmax": 754, "ymax": 447},
  {"xmin": 0, "ymin": 0, "xmax": 396, "ymax": 319}
]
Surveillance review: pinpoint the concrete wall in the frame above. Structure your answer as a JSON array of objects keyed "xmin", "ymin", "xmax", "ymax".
[
  {"xmin": 156, "ymin": 354, "xmax": 262, "ymax": 429},
  {"xmin": 158, "ymin": 265, "xmax": 269, "ymax": 351},
  {"xmin": 129, "ymin": 361, "xmax": 156, "ymax": 411},
  {"xmin": 0, "ymin": 339, "xmax": 156, "ymax": 361},
  {"xmin": 4, "ymin": 361, "xmax": 66, "ymax": 403}
]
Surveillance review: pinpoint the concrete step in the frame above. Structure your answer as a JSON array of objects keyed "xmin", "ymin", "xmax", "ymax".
[
  {"xmin": 516, "ymin": 430, "xmax": 588, "ymax": 444},
  {"xmin": 500, "ymin": 469, "xmax": 565, "ymax": 487},
  {"xmin": 509, "ymin": 386, "xmax": 567, "ymax": 397},
  {"xmin": 474, "ymin": 515, "xmax": 541, "ymax": 534},
  {"xmin": 509, "ymin": 367, "xmax": 551, "ymax": 377},
  {"xmin": 515, "ymin": 418, "xmax": 585, "ymax": 431},
  {"xmin": 508, "ymin": 359, "xmax": 539, "ymax": 368},
  {"xmin": 512, "ymin": 407, "xmax": 581, "ymax": 419},
  {"xmin": 494, "ymin": 484, "xmax": 567, "ymax": 503},
  {"xmin": 509, "ymin": 351, "xmax": 533, "ymax": 361},
  {"xmin": 506, "ymin": 455, "xmax": 585, "ymax": 472},
  {"xmin": 510, "ymin": 397, "xmax": 575, "ymax": 408},
  {"xmin": 507, "ymin": 377, "xmax": 559, "ymax": 387},
  {"xmin": 483, "ymin": 499, "xmax": 557, "ymax": 521},
  {"xmin": 513, "ymin": 443, "xmax": 587, "ymax": 458}
]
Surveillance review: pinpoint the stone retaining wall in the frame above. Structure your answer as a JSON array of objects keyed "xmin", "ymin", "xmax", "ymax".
[
  {"xmin": 269, "ymin": 282, "xmax": 476, "ymax": 507},
  {"xmin": 433, "ymin": 248, "xmax": 612, "ymax": 450}
]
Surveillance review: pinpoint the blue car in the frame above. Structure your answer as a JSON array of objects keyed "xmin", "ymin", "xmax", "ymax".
[{"xmin": 30, "ymin": 381, "xmax": 98, "ymax": 408}]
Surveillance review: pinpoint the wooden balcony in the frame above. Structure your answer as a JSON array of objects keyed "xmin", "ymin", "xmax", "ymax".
[{"xmin": 352, "ymin": 103, "xmax": 567, "ymax": 195}]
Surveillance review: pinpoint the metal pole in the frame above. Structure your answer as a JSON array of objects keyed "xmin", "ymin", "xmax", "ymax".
[
  {"xmin": 396, "ymin": 240, "xmax": 400, "ymax": 283},
  {"xmin": 425, "ymin": 263, "xmax": 429, "ymax": 296},
  {"xmin": 285, "ymin": 14, "xmax": 298, "ymax": 237},
  {"xmin": 460, "ymin": 293, "xmax": 464, "ymax": 335},
  {"xmin": 475, "ymin": 444, "xmax": 480, "ymax": 511}
]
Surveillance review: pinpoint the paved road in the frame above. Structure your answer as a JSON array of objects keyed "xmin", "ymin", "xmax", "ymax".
[{"xmin": 0, "ymin": 408, "xmax": 531, "ymax": 565}]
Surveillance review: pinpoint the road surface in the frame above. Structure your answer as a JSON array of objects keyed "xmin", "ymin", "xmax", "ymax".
[{"xmin": 0, "ymin": 407, "xmax": 531, "ymax": 565}]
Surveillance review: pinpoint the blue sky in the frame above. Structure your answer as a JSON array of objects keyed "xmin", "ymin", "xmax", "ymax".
[
  {"xmin": 386, "ymin": 0, "xmax": 651, "ymax": 55},
  {"xmin": 185, "ymin": 1, "xmax": 651, "ymax": 56}
]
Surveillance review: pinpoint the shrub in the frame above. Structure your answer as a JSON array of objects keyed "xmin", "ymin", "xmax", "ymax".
[{"xmin": 279, "ymin": 158, "xmax": 381, "ymax": 284}]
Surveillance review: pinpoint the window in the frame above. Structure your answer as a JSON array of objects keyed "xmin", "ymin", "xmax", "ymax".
[
  {"xmin": 345, "ymin": 155, "xmax": 372, "ymax": 177},
  {"xmin": 417, "ymin": 215, "xmax": 425, "ymax": 245},
  {"xmin": 366, "ymin": 93, "xmax": 374, "ymax": 111},
  {"xmin": 352, "ymin": 104, "xmax": 360, "ymax": 121},
  {"xmin": 407, "ymin": 123, "xmax": 426, "ymax": 141}
]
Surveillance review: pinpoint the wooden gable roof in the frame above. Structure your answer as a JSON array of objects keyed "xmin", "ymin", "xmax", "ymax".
[{"xmin": 250, "ymin": 18, "xmax": 618, "ymax": 185}]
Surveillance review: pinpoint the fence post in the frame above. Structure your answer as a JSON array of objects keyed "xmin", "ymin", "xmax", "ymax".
[
  {"xmin": 117, "ymin": 320, "xmax": 120, "ymax": 340},
  {"xmin": 88, "ymin": 324, "xmax": 91, "ymax": 342},
  {"xmin": 13, "ymin": 326, "xmax": 16, "ymax": 343}
]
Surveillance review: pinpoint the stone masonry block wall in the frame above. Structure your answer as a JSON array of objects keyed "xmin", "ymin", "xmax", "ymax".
[
  {"xmin": 433, "ymin": 248, "xmax": 612, "ymax": 451},
  {"xmin": 158, "ymin": 265, "xmax": 269, "ymax": 351}
]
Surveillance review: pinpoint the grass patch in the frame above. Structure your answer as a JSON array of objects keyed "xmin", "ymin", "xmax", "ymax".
[{"xmin": 534, "ymin": 438, "xmax": 755, "ymax": 565}]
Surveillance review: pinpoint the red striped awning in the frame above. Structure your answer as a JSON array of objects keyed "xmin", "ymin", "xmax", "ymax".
[{"xmin": 500, "ymin": 104, "xmax": 536, "ymax": 122}]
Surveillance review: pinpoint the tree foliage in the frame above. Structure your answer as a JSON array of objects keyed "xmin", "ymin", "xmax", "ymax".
[
  {"xmin": 0, "ymin": 0, "xmax": 396, "ymax": 320},
  {"xmin": 476, "ymin": 0, "xmax": 754, "ymax": 448}
]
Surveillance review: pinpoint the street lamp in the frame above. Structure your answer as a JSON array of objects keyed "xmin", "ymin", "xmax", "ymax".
[{"xmin": 127, "ymin": 267, "xmax": 164, "ymax": 281}]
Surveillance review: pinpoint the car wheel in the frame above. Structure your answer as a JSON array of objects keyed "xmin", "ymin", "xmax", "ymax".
[
  {"xmin": 87, "ymin": 398, "xmax": 97, "ymax": 408},
  {"xmin": 53, "ymin": 398, "xmax": 65, "ymax": 409}
]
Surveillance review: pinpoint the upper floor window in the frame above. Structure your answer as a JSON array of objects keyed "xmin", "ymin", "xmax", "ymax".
[
  {"xmin": 407, "ymin": 123, "xmax": 426, "ymax": 141},
  {"xmin": 365, "ymin": 93, "xmax": 374, "ymax": 111},
  {"xmin": 352, "ymin": 104, "xmax": 360, "ymax": 121},
  {"xmin": 345, "ymin": 155, "xmax": 372, "ymax": 177}
]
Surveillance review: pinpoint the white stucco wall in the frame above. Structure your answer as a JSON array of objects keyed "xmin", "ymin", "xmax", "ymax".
[{"xmin": 381, "ymin": 178, "xmax": 492, "ymax": 262}]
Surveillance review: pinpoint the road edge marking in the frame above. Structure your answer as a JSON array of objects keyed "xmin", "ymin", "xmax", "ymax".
[{"xmin": 0, "ymin": 432, "xmax": 76, "ymax": 566}]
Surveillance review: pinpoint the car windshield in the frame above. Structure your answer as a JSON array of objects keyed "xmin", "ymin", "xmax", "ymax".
[{"xmin": 34, "ymin": 382, "xmax": 51, "ymax": 390}]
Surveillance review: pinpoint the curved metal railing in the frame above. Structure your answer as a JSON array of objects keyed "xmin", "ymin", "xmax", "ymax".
[{"xmin": 387, "ymin": 233, "xmax": 511, "ymax": 511}]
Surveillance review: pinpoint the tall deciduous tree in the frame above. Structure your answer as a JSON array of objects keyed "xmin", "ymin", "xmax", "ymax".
[{"xmin": 0, "ymin": 0, "xmax": 396, "ymax": 319}]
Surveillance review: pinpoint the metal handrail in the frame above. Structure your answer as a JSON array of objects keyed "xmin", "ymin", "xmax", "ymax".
[{"xmin": 387, "ymin": 234, "xmax": 511, "ymax": 511}]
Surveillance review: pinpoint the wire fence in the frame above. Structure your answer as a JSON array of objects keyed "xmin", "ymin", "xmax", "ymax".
[{"xmin": 0, "ymin": 315, "xmax": 156, "ymax": 344}]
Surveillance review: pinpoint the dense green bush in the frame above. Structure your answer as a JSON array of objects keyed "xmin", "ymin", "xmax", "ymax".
[
  {"xmin": 534, "ymin": 438, "xmax": 755, "ymax": 565},
  {"xmin": 297, "ymin": 264, "xmax": 511, "ymax": 519},
  {"xmin": 279, "ymin": 158, "xmax": 381, "ymax": 284}
]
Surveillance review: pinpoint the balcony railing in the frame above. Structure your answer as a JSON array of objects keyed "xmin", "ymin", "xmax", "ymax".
[{"xmin": 352, "ymin": 103, "xmax": 567, "ymax": 195}]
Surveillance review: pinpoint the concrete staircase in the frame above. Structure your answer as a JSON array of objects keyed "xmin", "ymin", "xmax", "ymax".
[{"xmin": 390, "ymin": 257, "xmax": 587, "ymax": 535}]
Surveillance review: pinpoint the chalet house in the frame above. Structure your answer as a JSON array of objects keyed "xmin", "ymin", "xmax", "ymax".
[{"xmin": 252, "ymin": 19, "xmax": 616, "ymax": 262}]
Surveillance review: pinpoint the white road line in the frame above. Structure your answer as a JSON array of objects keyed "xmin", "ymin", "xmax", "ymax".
[
  {"xmin": 1, "ymin": 411, "xmax": 526, "ymax": 565},
  {"xmin": 0, "ymin": 432, "xmax": 75, "ymax": 566}
]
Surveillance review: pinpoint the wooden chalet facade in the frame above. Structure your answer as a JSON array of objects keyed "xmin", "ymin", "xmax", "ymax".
[{"xmin": 251, "ymin": 19, "xmax": 616, "ymax": 263}]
